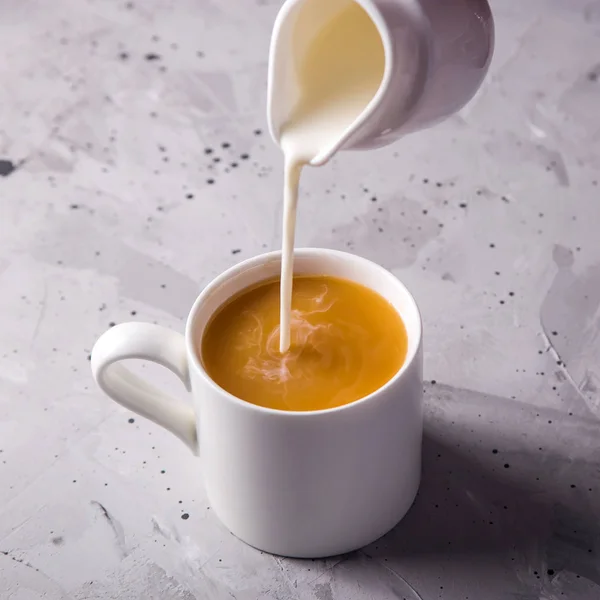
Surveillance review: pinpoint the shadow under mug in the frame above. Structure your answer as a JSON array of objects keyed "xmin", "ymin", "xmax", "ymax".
[{"xmin": 91, "ymin": 248, "xmax": 423, "ymax": 558}]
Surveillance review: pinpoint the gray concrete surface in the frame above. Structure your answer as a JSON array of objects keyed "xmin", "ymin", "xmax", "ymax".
[{"xmin": 1, "ymin": 0, "xmax": 600, "ymax": 598}]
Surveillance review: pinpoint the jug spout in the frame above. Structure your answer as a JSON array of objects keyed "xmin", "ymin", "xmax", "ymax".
[{"xmin": 267, "ymin": 0, "xmax": 494, "ymax": 162}]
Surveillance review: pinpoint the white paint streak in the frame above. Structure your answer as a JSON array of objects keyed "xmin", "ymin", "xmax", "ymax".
[{"xmin": 539, "ymin": 330, "xmax": 599, "ymax": 416}]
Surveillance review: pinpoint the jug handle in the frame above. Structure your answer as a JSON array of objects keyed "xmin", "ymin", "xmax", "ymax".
[{"xmin": 91, "ymin": 323, "xmax": 198, "ymax": 454}]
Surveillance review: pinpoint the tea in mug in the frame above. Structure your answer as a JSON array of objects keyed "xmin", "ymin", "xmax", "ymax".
[{"xmin": 200, "ymin": 275, "xmax": 407, "ymax": 411}]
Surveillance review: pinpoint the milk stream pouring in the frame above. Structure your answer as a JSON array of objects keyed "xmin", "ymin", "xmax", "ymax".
[{"xmin": 268, "ymin": 0, "xmax": 494, "ymax": 352}]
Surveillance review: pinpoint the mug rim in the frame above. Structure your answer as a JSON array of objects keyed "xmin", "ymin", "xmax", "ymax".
[{"xmin": 185, "ymin": 248, "xmax": 422, "ymax": 417}]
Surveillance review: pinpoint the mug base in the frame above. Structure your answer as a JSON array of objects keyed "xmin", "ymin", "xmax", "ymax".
[{"xmin": 213, "ymin": 476, "xmax": 421, "ymax": 559}]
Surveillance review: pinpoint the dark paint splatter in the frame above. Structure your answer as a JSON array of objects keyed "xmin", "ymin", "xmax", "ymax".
[
  {"xmin": 0, "ymin": 550, "xmax": 40, "ymax": 572},
  {"xmin": 145, "ymin": 53, "xmax": 161, "ymax": 61},
  {"xmin": 231, "ymin": 249, "xmax": 241, "ymax": 255},
  {"xmin": 91, "ymin": 501, "xmax": 127, "ymax": 557},
  {"xmin": 128, "ymin": 418, "xmax": 135, "ymax": 424},
  {"xmin": 181, "ymin": 513, "xmax": 190, "ymax": 520},
  {"xmin": 0, "ymin": 159, "xmax": 18, "ymax": 177}
]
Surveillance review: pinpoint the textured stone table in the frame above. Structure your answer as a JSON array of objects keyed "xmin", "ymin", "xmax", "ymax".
[{"xmin": 1, "ymin": 0, "xmax": 600, "ymax": 598}]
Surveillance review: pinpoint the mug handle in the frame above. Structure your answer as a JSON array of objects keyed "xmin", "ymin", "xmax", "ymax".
[{"xmin": 91, "ymin": 323, "xmax": 198, "ymax": 454}]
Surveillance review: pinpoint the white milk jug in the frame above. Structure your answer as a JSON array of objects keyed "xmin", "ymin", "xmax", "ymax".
[{"xmin": 267, "ymin": 0, "xmax": 494, "ymax": 166}]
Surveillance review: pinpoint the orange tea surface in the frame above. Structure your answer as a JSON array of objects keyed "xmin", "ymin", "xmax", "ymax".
[{"xmin": 200, "ymin": 275, "xmax": 408, "ymax": 411}]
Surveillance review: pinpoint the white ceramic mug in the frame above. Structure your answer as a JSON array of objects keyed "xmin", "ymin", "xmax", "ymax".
[{"xmin": 91, "ymin": 248, "xmax": 423, "ymax": 558}]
